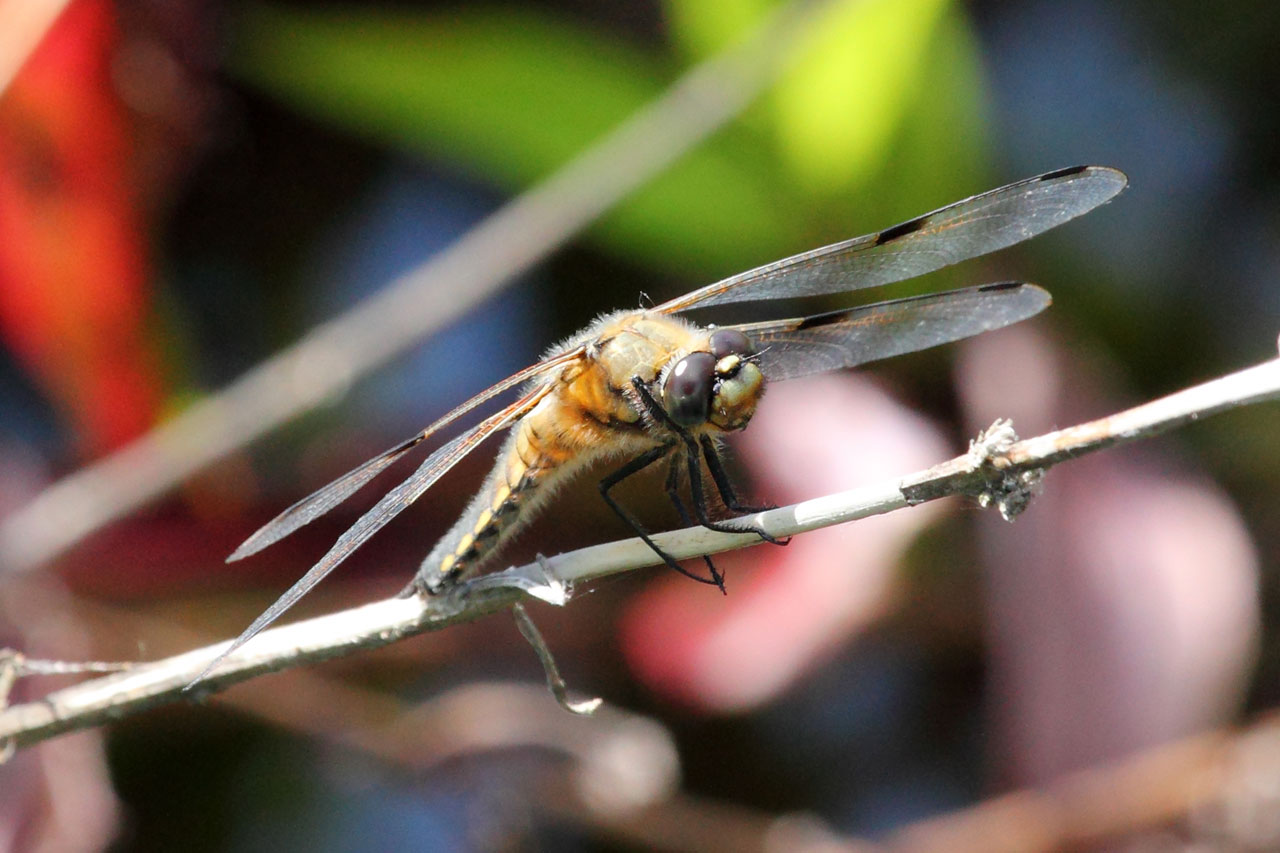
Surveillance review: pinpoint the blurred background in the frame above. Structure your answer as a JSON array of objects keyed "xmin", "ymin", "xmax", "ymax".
[{"xmin": 1, "ymin": 0, "xmax": 1278, "ymax": 850}]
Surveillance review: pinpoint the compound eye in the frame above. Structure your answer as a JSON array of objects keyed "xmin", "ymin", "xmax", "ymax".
[
  {"xmin": 662, "ymin": 351, "xmax": 715, "ymax": 427},
  {"xmin": 710, "ymin": 329, "xmax": 753, "ymax": 359}
]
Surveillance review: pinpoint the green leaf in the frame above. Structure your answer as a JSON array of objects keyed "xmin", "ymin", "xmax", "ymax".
[
  {"xmin": 233, "ymin": 2, "xmax": 990, "ymax": 290},
  {"xmin": 231, "ymin": 4, "xmax": 810, "ymax": 278},
  {"xmin": 769, "ymin": 0, "xmax": 957, "ymax": 192},
  {"xmin": 664, "ymin": 0, "xmax": 976, "ymax": 196},
  {"xmin": 662, "ymin": 0, "xmax": 774, "ymax": 60}
]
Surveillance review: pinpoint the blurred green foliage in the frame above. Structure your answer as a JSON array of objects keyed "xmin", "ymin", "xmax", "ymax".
[{"xmin": 232, "ymin": 0, "xmax": 987, "ymax": 282}]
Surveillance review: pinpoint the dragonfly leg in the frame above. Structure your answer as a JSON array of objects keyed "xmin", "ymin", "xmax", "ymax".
[
  {"xmin": 599, "ymin": 442, "xmax": 723, "ymax": 587},
  {"xmin": 699, "ymin": 434, "xmax": 787, "ymax": 546},
  {"xmin": 680, "ymin": 436, "xmax": 784, "ymax": 545},
  {"xmin": 698, "ymin": 434, "xmax": 773, "ymax": 514},
  {"xmin": 663, "ymin": 452, "xmax": 725, "ymax": 590},
  {"xmin": 629, "ymin": 377, "xmax": 780, "ymax": 546}
]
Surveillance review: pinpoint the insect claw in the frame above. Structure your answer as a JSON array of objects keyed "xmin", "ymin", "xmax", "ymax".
[{"xmin": 750, "ymin": 527, "xmax": 785, "ymax": 545}]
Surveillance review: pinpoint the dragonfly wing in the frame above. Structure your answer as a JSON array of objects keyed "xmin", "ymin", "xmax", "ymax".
[
  {"xmin": 736, "ymin": 282, "xmax": 1050, "ymax": 382},
  {"xmin": 228, "ymin": 434, "xmax": 427, "ymax": 562},
  {"xmin": 192, "ymin": 384, "xmax": 553, "ymax": 686},
  {"xmin": 227, "ymin": 346, "xmax": 587, "ymax": 562},
  {"xmin": 657, "ymin": 166, "xmax": 1125, "ymax": 313}
]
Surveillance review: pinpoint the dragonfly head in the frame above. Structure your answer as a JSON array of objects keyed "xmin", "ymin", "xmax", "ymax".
[{"xmin": 662, "ymin": 329, "xmax": 763, "ymax": 431}]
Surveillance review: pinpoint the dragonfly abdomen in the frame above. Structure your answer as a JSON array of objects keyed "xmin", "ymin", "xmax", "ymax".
[{"xmin": 415, "ymin": 397, "xmax": 597, "ymax": 592}]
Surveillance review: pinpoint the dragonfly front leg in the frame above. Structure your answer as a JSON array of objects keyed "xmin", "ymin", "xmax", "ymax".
[
  {"xmin": 698, "ymin": 434, "xmax": 773, "ymax": 514},
  {"xmin": 598, "ymin": 442, "xmax": 724, "ymax": 587},
  {"xmin": 699, "ymin": 434, "xmax": 786, "ymax": 546},
  {"xmin": 629, "ymin": 377, "xmax": 780, "ymax": 547},
  {"xmin": 678, "ymin": 433, "xmax": 786, "ymax": 546},
  {"xmin": 663, "ymin": 452, "xmax": 726, "ymax": 590}
]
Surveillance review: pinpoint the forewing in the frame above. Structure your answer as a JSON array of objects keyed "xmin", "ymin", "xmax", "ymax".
[
  {"xmin": 657, "ymin": 166, "xmax": 1125, "ymax": 314},
  {"xmin": 227, "ymin": 346, "xmax": 586, "ymax": 562},
  {"xmin": 191, "ymin": 384, "xmax": 553, "ymax": 687},
  {"xmin": 736, "ymin": 282, "xmax": 1051, "ymax": 382}
]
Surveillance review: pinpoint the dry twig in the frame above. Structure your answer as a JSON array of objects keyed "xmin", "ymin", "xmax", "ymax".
[{"xmin": 2, "ymin": 351, "xmax": 1277, "ymax": 753}]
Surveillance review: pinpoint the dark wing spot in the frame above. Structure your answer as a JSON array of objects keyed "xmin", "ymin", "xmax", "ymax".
[
  {"xmin": 792, "ymin": 307, "xmax": 857, "ymax": 330},
  {"xmin": 1037, "ymin": 164, "xmax": 1089, "ymax": 181},
  {"xmin": 874, "ymin": 215, "xmax": 928, "ymax": 245},
  {"xmin": 975, "ymin": 281, "xmax": 1023, "ymax": 293}
]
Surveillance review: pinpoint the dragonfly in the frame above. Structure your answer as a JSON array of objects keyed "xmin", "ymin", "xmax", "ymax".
[{"xmin": 202, "ymin": 165, "xmax": 1126, "ymax": 681}]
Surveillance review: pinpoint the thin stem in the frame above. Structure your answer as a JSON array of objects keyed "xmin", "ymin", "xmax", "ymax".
[
  {"xmin": 512, "ymin": 603, "xmax": 602, "ymax": 716},
  {"xmin": 2, "ymin": 353, "xmax": 1277, "ymax": 752}
]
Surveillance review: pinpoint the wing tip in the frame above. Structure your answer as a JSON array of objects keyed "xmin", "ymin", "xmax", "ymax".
[
  {"xmin": 226, "ymin": 525, "xmax": 278, "ymax": 562},
  {"xmin": 976, "ymin": 281, "xmax": 1053, "ymax": 318},
  {"xmin": 226, "ymin": 540, "xmax": 258, "ymax": 563},
  {"xmin": 1021, "ymin": 281, "xmax": 1053, "ymax": 311},
  {"xmin": 1040, "ymin": 164, "xmax": 1129, "ymax": 198}
]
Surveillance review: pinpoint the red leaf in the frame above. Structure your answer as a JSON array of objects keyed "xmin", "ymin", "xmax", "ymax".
[{"xmin": 0, "ymin": 0, "xmax": 162, "ymax": 456}]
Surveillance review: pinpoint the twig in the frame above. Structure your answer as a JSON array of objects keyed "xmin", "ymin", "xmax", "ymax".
[
  {"xmin": 882, "ymin": 727, "xmax": 1234, "ymax": 852},
  {"xmin": 541, "ymin": 711, "xmax": 1280, "ymax": 852},
  {"xmin": 0, "ymin": 651, "xmax": 12, "ymax": 763},
  {"xmin": 1, "ymin": 352, "xmax": 1277, "ymax": 753},
  {"xmin": 536, "ymin": 769, "xmax": 879, "ymax": 853},
  {"xmin": 38, "ymin": 594, "xmax": 1278, "ymax": 852},
  {"xmin": 0, "ymin": 0, "xmax": 836, "ymax": 576},
  {"xmin": 513, "ymin": 601, "xmax": 603, "ymax": 716}
]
